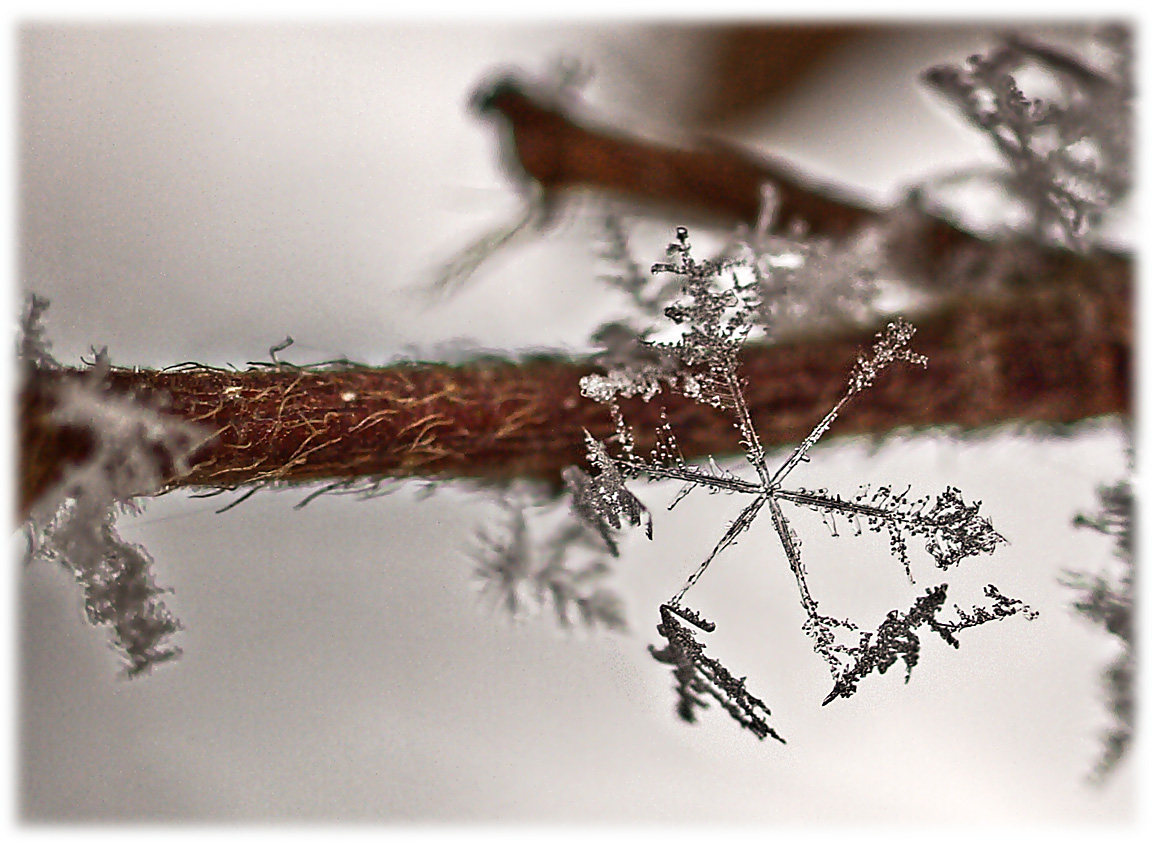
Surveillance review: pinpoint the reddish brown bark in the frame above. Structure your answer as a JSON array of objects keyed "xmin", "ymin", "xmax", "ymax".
[{"xmin": 19, "ymin": 267, "xmax": 1129, "ymax": 520}]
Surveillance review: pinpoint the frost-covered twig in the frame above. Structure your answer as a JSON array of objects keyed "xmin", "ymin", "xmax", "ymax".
[
  {"xmin": 472, "ymin": 61, "xmax": 1131, "ymax": 297},
  {"xmin": 20, "ymin": 253, "xmax": 1128, "ymax": 528},
  {"xmin": 20, "ymin": 35, "xmax": 1133, "ymax": 520},
  {"xmin": 21, "ymin": 302, "xmax": 212, "ymax": 675}
]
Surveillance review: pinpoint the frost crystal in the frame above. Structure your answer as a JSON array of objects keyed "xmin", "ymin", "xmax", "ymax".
[
  {"xmin": 562, "ymin": 433, "xmax": 652, "ymax": 557},
  {"xmin": 471, "ymin": 488, "xmax": 628, "ymax": 633},
  {"xmin": 30, "ymin": 499, "xmax": 185, "ymax": 677},
  {"xmin": 568, "ymin": 229, "xmax": 1034, "ymax": 741},
  {"xmin": 18, "ymin": 294, "xmax": 58, "ymax": 372},
  {"xmin": 650, "ymin": 603, "xmax": 784, "ymax": 742},
  {"xmin": 923, "ymin": 28, "xmax": 1132, "ymax": 249},
  {"xmin": 734, "ymin": 186, "xmax": 891, "ymax": 339},
  {"xmin": 1064, "ymin": 476, "xmax": 1134, "ymax": 780},
  {"xmin": 23, "ymin": 325, "xmax": 212, "ymax": 677},
  {"xmin": 847, "ymin": 319, "xmax": 927, "ymax": 395},
  {"xmin": 819, "ymin": 583, "xmax": 1036, "ymax": 705},
  {"xmin": 782, "ymin": 484, "xmax": 1004, "ymax": 582}
]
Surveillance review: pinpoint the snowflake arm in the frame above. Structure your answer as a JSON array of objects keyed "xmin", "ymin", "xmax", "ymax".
[
  {"xmin": 769, "ymin": 320, "xmax": 926, "ymax": 488},
  {"xmin": 649, "ymin": 603, "xmax": 785, "ymax": 743}
]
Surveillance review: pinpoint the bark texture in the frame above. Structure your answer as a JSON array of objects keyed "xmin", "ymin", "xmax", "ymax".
[{"xmin": 19, "ymin": 271, "xmax": 1129, "ymax": 519}]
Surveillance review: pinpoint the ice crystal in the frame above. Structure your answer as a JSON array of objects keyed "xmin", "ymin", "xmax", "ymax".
[
  {"xmin": 562, "ymin": 433, "xmax": 652, "ymax": 557},
  {"xmin": 846, "ymin": 320, "xmax": 927, "ymax": 395},
  {"xmin": 589, "ymin": 185, "xmax": 897, "ymax": 359},
  {"xmin": 22, "ymin": 324, "xmax": 212, "ymax": 677},
  {"xmin": 30, "ymin": 499, "xmax": 184, "ymax": 677},
  {"xmin": 820, "ymin": 583, "xmax": 1036, "ymax": 705},
  {"xmin": 923, "ymin": 27, "xmax": 1132, "ymax": 249},
  {"xmin": 649, "ymin": 603, "xmax": 784, "ymax": 743},
  {"xmin": 783, "ymin": 484, "xmax": 1004, "ymax": 582},
  {"xmin": 732, "ymin": 185, "xmax": 891, "ymax": 339},
  {"xmin": 570, "ymin": 229, "xmax": 1034, "ymax": 740},
  {"xmin": 18, "ymin": 293, "xmax": 58, "ymax": 372},
  {"xmin": 1064, "ymin": 476, "xmax": 1134, "ymax": 780},
  {"xmin": 592, "ymin": 211, "xmax": 681, "ymax": 322},
  {"xmin": 472, "ymin": 489, "xmax": 627, "ymax": 633},
  {"xmin": 649, "ymin": 226, "xmax": 760, "ymax": 378}
]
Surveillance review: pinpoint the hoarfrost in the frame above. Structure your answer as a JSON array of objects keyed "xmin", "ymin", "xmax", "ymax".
[{"xmin": 21, "ymin": 301, "xmax": 212, "ymax": 676}]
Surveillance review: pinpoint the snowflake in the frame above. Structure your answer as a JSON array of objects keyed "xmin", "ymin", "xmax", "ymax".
[{"xmin": 572, "ymin": 228, "xmax": 1035, "ymax": 740}]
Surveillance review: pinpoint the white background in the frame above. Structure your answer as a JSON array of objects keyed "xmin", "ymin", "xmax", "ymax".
[{"xmin": 16, "ymin": 22, "xmax": 1135, "ymax": 822}]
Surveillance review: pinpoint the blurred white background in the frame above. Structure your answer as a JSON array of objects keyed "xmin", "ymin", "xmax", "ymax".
[{"xmin": 16, "ymin": 21, "xmax": 1134, "ymax": 822}]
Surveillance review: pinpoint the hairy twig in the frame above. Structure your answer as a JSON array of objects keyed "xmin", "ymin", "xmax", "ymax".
[{"xmin": 20, "ymin": 268, "xmax": 1127, "ymax": 521}]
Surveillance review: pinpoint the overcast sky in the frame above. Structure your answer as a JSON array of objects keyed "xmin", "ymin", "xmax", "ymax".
[{"xmin": 16, "ymin": 21, "xmax": 1135, "ymax": 824}]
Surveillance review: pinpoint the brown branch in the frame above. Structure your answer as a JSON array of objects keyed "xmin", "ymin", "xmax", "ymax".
[
  {"xmin": 20, "ymin": 72, "xmax": 1132, "ymax": 520},
  {"xmin": 19, "ymin": 270, "xmax": 1128, "ymax": 520},
  {"xmin": 473, "ymin": 75, "xmax": 1130, "ymax": 295}
]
